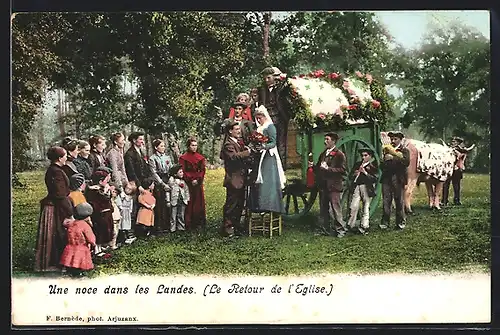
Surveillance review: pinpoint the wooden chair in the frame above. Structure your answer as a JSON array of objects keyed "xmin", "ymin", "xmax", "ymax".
[{"xmin": 247, "ymin": 211, "xmax": 282, "ymax": 238}]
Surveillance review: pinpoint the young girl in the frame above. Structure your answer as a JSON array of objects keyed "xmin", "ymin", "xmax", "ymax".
[
  {"xmin": 136, "ymin": 177, "xmax": 156, "ymax": 237},
  {"xmin": 85, "ymin": 167, "xmax": 114, "ymax": 256},
  {"xmin": 119, "ymin": 181, "xmax": 137, "ymax": 244},
  {"xmin": 109, "ymin": 183, "xmax": 122, "ymax": 250},
  {"xmin": 59, "ymin": 202, "xmax": 96, "ymax": 277},
  {"xmin": 167, "ymin": 165, "xmax": 190, "ymax": 233},
  {"xmin": 69, "ymin": 173, "xmax": 87, "ymax": 208}
]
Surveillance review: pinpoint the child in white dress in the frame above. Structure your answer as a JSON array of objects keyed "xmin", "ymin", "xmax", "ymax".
[{"xmin": 120, "ymin": 182, "xmax": 137, "ymax": 244}]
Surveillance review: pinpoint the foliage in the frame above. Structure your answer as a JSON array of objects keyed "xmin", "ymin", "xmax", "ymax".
[
  {"xmin": 12, "ymin": 169, "xmax": 490, "ymax": 276},
  {"xmin": 395, "ymin": 22, "xmax": 489, "ymax": 169}
]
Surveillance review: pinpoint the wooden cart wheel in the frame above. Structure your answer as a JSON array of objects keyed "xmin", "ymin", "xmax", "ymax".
[
  {"xmin": 281, "ymin": 179, "xmax": 318, "ymax": 220},
  {"xmin": 336, "ymin": 135, "xmax": 382, "ymax": 220}
]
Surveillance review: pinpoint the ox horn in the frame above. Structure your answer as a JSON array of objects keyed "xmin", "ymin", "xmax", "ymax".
[{"xmin": 465, "ymin": 144, "xmax": 476, "ymax": 152}]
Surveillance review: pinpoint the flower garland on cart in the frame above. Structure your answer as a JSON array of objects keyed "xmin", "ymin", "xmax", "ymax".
[{"xmin": 277, "ymin": 69, "xmax": 393, "ymax": 131}]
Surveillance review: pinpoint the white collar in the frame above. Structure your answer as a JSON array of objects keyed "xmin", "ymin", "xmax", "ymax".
[
  {"xmin": 326, "ymin": 146, "xmax": 336, "ymax": 153},
  {"xmin": 394, "ymin": 144, "xmax": 401, "ymax": 150}
]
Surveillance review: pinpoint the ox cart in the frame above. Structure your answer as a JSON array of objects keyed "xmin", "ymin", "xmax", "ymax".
[
  {"xmin": 277, "ymin": 70, "xmax": 392, "ymax": 222},
  {"xmin": 282, "ymin": 121, "xmax": 383, "ymax": 221}
]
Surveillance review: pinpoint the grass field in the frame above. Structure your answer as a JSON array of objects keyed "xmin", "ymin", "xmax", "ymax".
[{"xmin": 11, "ymin": 169, "xmax": 491, "ymax": 277}]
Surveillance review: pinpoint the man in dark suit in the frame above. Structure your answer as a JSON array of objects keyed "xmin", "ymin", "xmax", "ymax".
[
  {"xmin": 312, "ymin": 132, "xmax": 347, "ymax": 237},
  {"xmin": 220, "ymin": 121, "xmax": 252, "ymax": 237},
  {"xmin": 124, "ymin": 131, "xmax": 152, "ymax": 237},
  {"xmin": 380, "ymin": 131, "xmax": 410, "ymax": 230},
  {"xmin": 257, "ymin": 66, "xmax": 291, "ymax": 168}
]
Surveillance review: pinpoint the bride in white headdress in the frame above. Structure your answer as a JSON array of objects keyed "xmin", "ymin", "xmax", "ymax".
[{"xmin": 247, "ymin": 105, "xmax": 286, "ymax": 214}]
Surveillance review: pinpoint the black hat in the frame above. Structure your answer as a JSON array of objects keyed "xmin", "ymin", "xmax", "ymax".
[
  {"xmin": 170, "ymin": 164, "xmax": 183, "ymax": 177},
  {"xmin": 232, "ymin": 101, "xmax": 246, "ymax": 108},
  {"xmin": 388, "ymin": 131, "xmax": 405, "ymax": 139},
  {"xmin": 358, "ymin": 147, "xmax": 374, "ymax": 155},
  {"xmin": 451, "ymin": 136, "xmax": 464, "ymax": 144},
  {"xmin": 91, "ymin": 166, "xmax": 112, "ymax": 184},
  {"xmin": 74, "ymin": 202, "xmax": 93, "ymax": 220},
  {"xmin": 325, "ymin": 132, "xmax": 339, "ymax": 141},
  {"xmin": 260, "ymin": 67, "xmax": 275, "ymax": 76},
  {"xmin": 69, "ymin": 173, "xmax": 85, "ymax": 191}
]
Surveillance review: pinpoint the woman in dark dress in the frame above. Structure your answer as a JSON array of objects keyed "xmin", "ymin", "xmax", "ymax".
[
  {"xmin": 34, "ymin": 146, "xmax": 74, "ymax": 272},
  {"xmin": 179, "ymin": 137, "xmax": 207, "ymax": 231},
  {"xmin": 74, "ymin": 140, "xmax": 93, "ymax": 184},
  {"xmin": 148, "ymin": 139, "xmax": 173, "ymax": 234},
  {"xmin": 88, "ymin": 135, "xmax": 107, "ymax": 175},
  {"xmin": 61, "ymin": 137, "xmax": 79, "ymax": 178},
  {"xmin": 85, "ymin": 167, "xmax": 114, "ymax": 256}
]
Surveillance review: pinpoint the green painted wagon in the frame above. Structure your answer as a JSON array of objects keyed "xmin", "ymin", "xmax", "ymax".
[{"xmin": 278, "ymin": 70, "xmax": 390, "ymax": 221}]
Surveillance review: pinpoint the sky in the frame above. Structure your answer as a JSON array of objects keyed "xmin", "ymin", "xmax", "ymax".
[{"xmin": 373, "ymin": 10, "xmax": 490, "ymax": 49}]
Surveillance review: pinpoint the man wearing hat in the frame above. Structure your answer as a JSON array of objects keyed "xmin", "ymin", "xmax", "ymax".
[
  {"xmin": 221, "ymin": 101, "xmax": 255, "ymax": 145},
  {"xmin": 257, "ymin": 66, "xmax": 291, "ymax": 168},
  {"xmin": 347, "ymin": 147, "xmax": 379, "ymax": 235},
  {"xmin": 442, "ymin": 136, "xmax": 471, "ymax": 206},
  {"xmin": 312, "ymin": 132, "xmax": 347, "ymax": 237},
  {"xmin": 380, "ymin": 131, "xmax": 410, "ymax": 230}
]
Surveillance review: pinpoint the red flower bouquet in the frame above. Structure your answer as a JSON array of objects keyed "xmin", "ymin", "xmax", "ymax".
[{"xmin": 248, "ymin": 131, "xmax": 269, "ymax": 145}]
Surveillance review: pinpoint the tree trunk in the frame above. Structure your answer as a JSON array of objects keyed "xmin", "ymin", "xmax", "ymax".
[
  {"xmin": 37, "ymin": 111, "xmax": 46, "ymax": 159},
  {"xmin": 57, "ymin": 90, "xmax": 66, "ymax": 137},
  {"xmin": 262, "ymin": 12, "xmax": 272, "ymax": 62},
  {"xmin": 166, "ymin": 132, "xmax": 181, "ymax": 164}
]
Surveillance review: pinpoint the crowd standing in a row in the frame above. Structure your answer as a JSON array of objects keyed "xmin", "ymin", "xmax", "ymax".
[{"xmin": 34, "ymin": 132, "xmax": 207, "ymax": 276}]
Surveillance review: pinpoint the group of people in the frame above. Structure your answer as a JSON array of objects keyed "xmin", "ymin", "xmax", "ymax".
[
  {"xmin": 32, "ymin": 64, "xmax": 472, "ymax": 276},
  {"xmin": 34, "ymin": 132, "xmax": 207, "ymax": 276}
]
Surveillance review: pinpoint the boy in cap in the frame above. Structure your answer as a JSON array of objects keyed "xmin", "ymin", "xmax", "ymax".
[
  {"xmin": 312, "ymin": 132, "xmax": 347, "ymax": 237},
  {"xmin": 257, "ymin": 66, "xmax": 291, "ymax": 168},
  {"xmin": 380, "ymin": 131, "xmax": 410, "ymax": 230},
  {"xmin": 69, "ymin": 173, "xmax": 87, "ymax": 208},
  {"xmin": 347, "ymin": 148, "xmax": 379, "ymax": 235},
  {"xmin": 60, "ymin": 202, "xmax": 96, "ymax": 277}
]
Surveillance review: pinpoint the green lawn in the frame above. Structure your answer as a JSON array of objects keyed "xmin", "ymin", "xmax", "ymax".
[{"xmin": 12, "ymin": 169, "xmax": 491, "ymax": 277}]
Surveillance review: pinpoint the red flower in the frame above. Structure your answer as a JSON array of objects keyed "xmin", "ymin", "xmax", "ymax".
[
  {"xmin": 292, "ymin": 76, "xmax": 297, "ymax": 79},
  {"xmin": 371, "ymin": 100, "xmax": 381, "ymax": 108},
  {"xmin": 103, "ymin": 253, "xmax": 112, "ymax": 260},
  {"xmin": 329, "ymin": 150, "xmax": 337, "ymax": 156},
  {"xmin": 355, "ymin": 71, "xmax": 363, "ymax": 78},
  {"xmin": 347, "ymin": 104, "xmax": 357, "ymax": 110},
  {"xmin": 179, "ymin": 183, "xmax": 184, "ymax": 188},
  {"xmin": 299, "ymin": 74, "xmax": 305, "ymax": 78},
  {"xmin": 329, "ymin": 73, "xmax": 340, "ymax": 80},
  {"xmin": 365, "ymin": 73, "xmax": 373, "ymax": 84},
  {"xmin": 317, "ymin": 113, "xmax": 326, "ymax": 120},
  {"xmin": 313, "ymin": 69, "xmax": 325, "ymax": 78},
  {"xmin": 143, "ymin": 156, "xmax": 148, "ymax": 161},
  {"xmin": 248, "ymin": 131, "xmax": 269, "ymax": 144}
]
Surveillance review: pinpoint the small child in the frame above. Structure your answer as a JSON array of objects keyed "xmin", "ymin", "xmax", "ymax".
[
  {"xmin": 136, "ymin": 177, "xmax": 156, "ymax": 237},
  {"xmin": 86, "ymin": 167, "xmax": 114, "ymax": 257},
  {"xmin": 109, "ymin": 183, "xmax": 122, "ymax": 250},
  {"xmin": 119, "ymin": 181, "xmax": 137, "ymax": 244},
  {"xmin": 167, "ymin": 164, "xmax": 190, "ymax": 233},
  {"xmin": 69, "ymin": 173, "xmax": 87, "ymax": 208},
  {"xmin": 60, "ymin": 202, "xmax": 96, "ymax": 277}
]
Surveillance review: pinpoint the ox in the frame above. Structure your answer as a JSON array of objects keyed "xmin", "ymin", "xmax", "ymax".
[{"xmin": 380, "ymin": 132, "xmax": 474, "ymax": 212}]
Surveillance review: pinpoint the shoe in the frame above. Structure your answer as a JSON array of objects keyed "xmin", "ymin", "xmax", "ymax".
[
  {"xmin": 379, "ymin": 224, "xmax": 388, "ymax": 230},
  {"xmin": 336, "ymin": 231, "xmax": 346, "ymax": 238},
  {"xmin": 358, "ymin": 227, "xmax": 368, "ymax": 235},
  {"xmin": 397, "ymin": 223, "xmax": 406, "ymax": 229}
]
